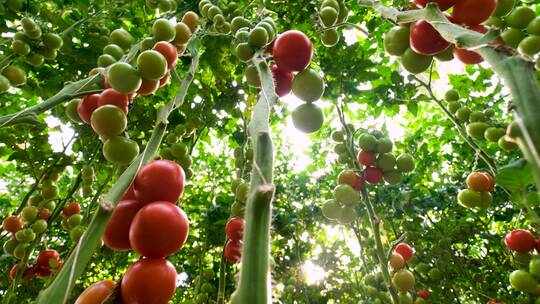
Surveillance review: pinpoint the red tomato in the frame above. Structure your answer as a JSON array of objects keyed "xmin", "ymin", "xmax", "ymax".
[
  {"xmin": 75, "ymin": 280, "xmax": 116, "ymax": 304},
  {"xmin": 120, "ymin": 258, "xmax": 177, "ymax": 304},
  {"xmin": 134, "ymin": 160, "xmax": 186, "ymax": 204},
  {"xmin": 77, "ymin": 94, "xmax": 100, "ymax": 124},
  {"xmin": 122, "ymin": 183, "xmax": 137, "ymax": 200},
  {"xmin": 103, "ymin": 199, "xmax": 145, "ymax": 251},
  {"xmin": 38, "ymin": 208, "xmax": 51, "ymax": 220},
  {"xmin": 129, "ymin": 201, "xmax": 189, "ymax": 258},
  {"xmin": 10, "ymin": 263, "xmax": 34, "ymax": 281},
  {"xmin": 225, "ymin": 217, "xmax": 244, "ymax": 241},
  {"xmin": 353, "ymin": 173, "xmax": 364, "ymax": 191},
  {"xmin": 466, "ymin": 171, "xmax": 495, "ymax": 192},
  {"xmin": 417, "ymin": 289, "xmax": 431, "ymax": 300},
  {"xmin": 272, "ymin": 30, "xmax": 313, "ymax": 72},
  {"xmin": 394, "ymin": 243, "xmax": 414, "ymax": 261},
  {"xmin": 160, "ymin": 72, "xmax": 170, "ymax": 87},
  {"xmin": 410, "ymin": 20, "xmax": 450, "ymax": 55},
  {"xmin": 364, "ymin": 166, "xmax": 383, "ymax": 184},
  {"xmin": 505, "ymin": 229, "xmax": 536, "ymax": 253},
  {"xmin": 224, "ymin": 239, "xmax": 242, "ymax": 264},
  {"xmin": 2, "ymin": 216, "xmax": 22, "ymax": 233},
  {"xmin": 536, "ymin": 238, "xmax": 540, "ymax": 254},
  {"xmin": 451, "ymin": 0, "xmax": 497, "ymax": 26},
  {"xmin": 35, "ymin": 249, "xmax": 62, "ymax": 277},
  {"xmin": 152, "ymin": 41, "xmax": 178, "ymax": 69},
  {"xmin": 270, "ymin": 64, "xmax": 294, "ymax": 97},
  {"xmin": 98, "ymin": 88, "xmax": 129, "ymax": 114},
  {"xmin": 62, "ymin": 202, "xmax": 81, "ymax": 217},
  {"xmin": 137, "ymin": 78, "xmax": 160, "ymax": 95},
  {"xmin": 357, "ymin": 151, "xmax": 376, "ymax": 166},
  {"xmin": 413, "ymin": 0, "xmax": 455, "ymax": 10},
  {"xmin": 453, "ymin": 24, "xmax": 487, "ymax": 65}
]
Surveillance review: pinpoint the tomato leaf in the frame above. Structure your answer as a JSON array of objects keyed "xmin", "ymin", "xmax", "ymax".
[{"xmin": 496, "ymin": 159, "xmax": 533, "ymax": 192}]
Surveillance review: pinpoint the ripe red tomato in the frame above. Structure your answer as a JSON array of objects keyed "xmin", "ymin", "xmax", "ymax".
[
  {"xmin": 505, "ymin": 229, "xmax": 536, "ymax": 253},
  {"xmin": 137, "ymin": 78, "xmax": 160, "ymax": 95},
  {"xmin": 35, "ymin": 249, "xmax": 61, "ymax": 277},
  {"xmin": 451, "ymin": 0, "xmax": 497, "ymax": 26},
  {"xmin": 270, "ymin": 64, "xmax": 294, "ymax": 97},
  {"xmin": 62, "ymin": 202, "xmax": 81, "ymax": 217},
  {"xmin": 159, "ymin": 72, "xmax": 170, "ymax": 87},
  {"xmin": 364, "ymin": 166, "xmax": 383, "ymax": 184},
  {"xmin": 98, "ymin": 88, "xmax": 129, "ymax": 114},
  {"xmin": 152, "ymin": 41, "xmax": 178, "ymax": 69},
  {"xmin": 353, "ymin": 174, "xmax": 364, "ymax": 190},
  {"xmin": 134, "ymin": 160, "xmax": 186, "ymax": 204},
  {"xmin": 77, "ymin": 94, "xmax": 100, "ymax": 124},
  {"xmin": 38, "ymin": 208, "xmax": 51, "ymax": 220},
  {"xmin": 272, "ymin": 30, "xmax": 313, "ymax": 72},
  {"xmin": 225, "ymin": 217, "xmax": 244, "ymax": 241},
  {"xmin": 10, "ymin": 263, "xmax": 34, "ymax": 281},
  {"xmin": 394, "ymin": 243, "xmax": 414, "ymax": 261},
  {"xmin": 3, "ymin": 216, "xmax": 22, "ymax": 233},
  {"xmin": 536, "ymin": 238, "xmax": 540, "ymax": 254},
  {"xmin": 357, "ymin": 151, "xmax": 376, "ymax": 166},
  {"xmin": 122, "ymin": 183, "xmax": 137, "ymax": 200},
  {"xmin": 453, "ymin": 25, "xmax": 487, "ymax": 65},
  {"xmin": 417, "ymin": 289, "xmax": 431, "ymax": 300},
  {"xmin": 120, "ymin": 258, "xmax": 177, "ymax": 304},
  {"xmin": 75, "ymin": 280, "xmax": 116, "ymax": 304},
  {"xmin": 103, "ymin": 199, "xmax": 145, "ymax": 251},
  {"xmin": 466, "ymin": 171, "xmax": 495, "ymax": 192},
  {"xmin": 224, "ymin": 239, "xmax": 242, "ymax": 264},
  {"xmin": 129, "ymin": 201, "xmax": 189, "ymax": 258},
  {"xmin": 410, "ymin": 20, "xmax": 450, "ymax": 55},
  {"xmin": 413, "ymin": 0, "xmax": 455, "ymax": 10}
]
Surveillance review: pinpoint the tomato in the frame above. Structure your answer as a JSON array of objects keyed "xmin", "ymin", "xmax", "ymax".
[
  {"xmin": 91, "ymin": 105, "xmax": 127, "ymax": 139},
  {"xmin": 97, "ymin": 54, "xmax": 116, "ymax": 68},
  {"xmin": 110, "ymin": 28, "xmax": 134, "ymax": 50},
  {"xmin": 134, "ymin": 160, "xmax": 186, "ymax": 204},
  {"xmin": 225, "ymin": 217, "xmax": 244, "ymax": 241},
  {"xmin": 2, "ymin": 65, "xmax": 26, "ymax": 86},
  {"xmin": 410, "ymin": 20, "xmax": 450, "ymax": 55},
  {"xmin": 493, "ymin": 0, "xmax": 515, "ymax": 17},
  {"xmin": 417, "ymin": 289, "xmax": 431, "ymax": 300},
  {"xmin": 466, "ymin": 172, "xmax": 495, "ymax": 192},
  {"xmin": 337, "ymin": 170, "xmax": 363, "ymax": 190},
  {"xmin": 224, "ymin": 239, "xmax": 242, "ymax": 264},
  {"xmin": 400, "ymin": 48, "xmax": 432, "ymax": 74},
  {"xmin": 394, "ymin": 243, "xmax": 414, "ymax": 261},
  {"xmin": 137, "ymin": 50, "xmax": 168, "ymax": 81},
  {"xmin": 102, "ymin": 200, "xmax": 143, "ymax": 251},
  {"xmin": 291, "ymin": 102, "xmax": 324, "ymax": 134},
  {"xmin": 384, "ymin": 26, "xmax": 410, "ymax": 56},
  {"xmin": 107, "ymin": 62, "xmax": 142, "ymax": 94},
  {"xmin": 322, "ymin": 200, "xmax": 341, "ymax": 220},
  {"xmin": 510, "ymin": 269, "xmax": 538, "ymax": 293},
  {"xmin": 120, "ymin": 258, "xmax": 177, "ymax": 304},
  {"xmin": 518, "ymin": 36, "xmax": 540, "ymax": 57},
  {"xmin": 103, "ymin": 136, "xmax": 140, "ymax": 165},
  {"xmin": 451, "ymin": 0, "xmax": 496, "ymax": 26},
  {"xmin": 182, "ymin": 11, "xmax": 199, "ymax": 33},
  {"xmin": 364, "ymin": 166, "xmax": 383, "ymax": 184},
  {"xmin": 38, "ymin": 208, "xmax": 51, "ymax": 220},
  {"xmin": 159, "ymin": 72, "xmax": 170, "ymax": 87},
  {"xmin": 77, "ymin": 94, "xmax": 100, "ymax": 124},
  {"xmin": 413, "ymin": 0, "xmax": 455, "ymax": 11},
  {"xmin": 9, "ymin": 263, "xmax": 34, "ymax": 281},
  {"xmin": 103, "ymin": 44, "xmax": 124, "ymax": 60},
  {"xmin": 320, "ymin": 29, "xmax": 340, "ymax": 47},
  {"xmin": 506, "ymin": 6, "xmax": 536, "ymax": 29},
  {"xmin": 0, "ymin": 75, "xmax": 9, "ymax": 93},
  {"xmin": 292, "ymin": 68, "xmax": 325, "ymax": 102},
  {"xmin": 3, "ymin": 216, "xmax": 22, "ymax": 233},
  {"xmin": 396, "ymin": 154, "xmax": 415, "ymax": 172},
  {"xmin": 129, "ymin": 201, "xmax": 189, "ymax": 258},
  {"xmin": 153, "ymin": 19, "xmax": 176, "ymax": 42},
  {"xmin": 122, "ymin": 184, "xmax": 136, "ymax": 200},
  {"xmin": 505, "ymin": 229, "xmax": 536, "ymax": 253},
  {"xmin": 173, "ymin": 22, "xmax": 191, "ymax": 45},
  {"xmin": 376, "ymin": 153, "xmax": 396, "ymax": 172},
  {"xmin": 248, "ymin": 27, "xmax": 269, "ymax": 48},
  {"xmin": 272, "ymin": 30, "xmax": 313, "ymax": 72},
  {"xmin": 137, "ymin": 78, "xmax": 160, "ymax": 96},
  {"xmin": 392, "ymin": 269, "xmax": 415, "ymax": 291},
  {"xmin": 453, "ymin": 24, "xmax": 487, "ymax": 64},
  {"xmin": 270, "ymin": 64, "xmax": 293, "ymax": 97},
  {"xmin": 98, "ymin": 88, "xmax": 129, "ymax": 114},
  {"xmin": 62, "ymin": 202, "xmax": 81, "ymax": 217},
  {"xmin": 34, "ymin": 249, "xmax": 61, "ymax": 277},
  {"xmin": 358, "ymin": 134, "xmax": 377, "ymax": 151},
  {"xmin": 152, "ymin": 41, "xmax": 178, "ymax": 69},
  {"xmin": 389, "ymin": 252, "xmax": 405, "ymax": 270},
  {"xmin": 75, "ymin": 280, "xmax": 116, "ymax": 304}
]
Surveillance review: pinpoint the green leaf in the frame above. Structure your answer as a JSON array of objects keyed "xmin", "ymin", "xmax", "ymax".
[{"xmin": 496, "ymin": 159, "xmax": 533, "ymax": 192}]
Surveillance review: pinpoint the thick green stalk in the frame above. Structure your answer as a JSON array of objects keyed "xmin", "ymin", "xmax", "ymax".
[
  {"xmin": 230, "ymin": 56, "xmax": 276, "ymax": 304},
  {"xmin": 36, "ymin": 41, "xmax": 201, "ymax": 303}
]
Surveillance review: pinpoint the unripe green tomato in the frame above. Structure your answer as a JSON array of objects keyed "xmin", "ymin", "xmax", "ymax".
[
  {"xmin": 43, "ymin": 33, "xmax": 63, "ymax": 50},
  {"xmin": 202, "ymin": 269, "xmax": 215, "ymax": 280},
  {"xmin": 231, "ymin": 17, "xmax": 251, "ymax": 34},
  {"xmin": 0, "ymin": 75, "xmax": 9, "ymax": 93},
  {"xmin": 67, "ymin": 214, "xmax": 83, "ymax": 229},
  {"xmin": 484, "ymin": 127, "xmax": 505, "ymax": 142},
  {"xmin": 518, "ymin": 35, "xmax": 540, "ymax": 57},
  {"xmin": 70, "ymin": 225, "xmax": 85, "ymax": 242},
  {"xmin": 13, "ymin": 243, "xmax": 28, "ymax": 259},
  {"xmin": 320, "ymin": 6, "xmax": 338, "ymax": 27},
  {"xmin": 434, "ymin": 46, "xmax": 454, "ymax": 61},
  {"xmin": 376, "ymin": 153, "xmax": 396, "ymax": 172},
  {"xmin": 384, "ymin": 26, "xmax": 410, "ymax": 56},
  {"xmin": 21, "ymin": 206, "xmax": 39, "ymax": 222},
  {"xmin": 160, "ymin": 147, "xmax": 173, "ymax": 160},
  {"xmin": 383, "ymin": 170, "xmax": 403, "ymax": 185},
  {"xmin": 97, "ymin": 54, "xmax": 117, "ymax": 67},
  {"xmin": 321, "ymin": 29, "xmax": 340, "ymax": 47},
  {"xmin": 2, "ymin": 65, "xmax": 26, "ymax": 86},
  {"xmin": 493, "ymin": 0, "xmax": 515, "ymax": 17},
  {"xmin": 25, "ymin": 27, "xmax": 42, "ymax": 40},
  {"xmin": 292, "ymin": 102, "xmax": 324, "ymax": 134},
  {"xmin": 4, "ymin": 238, "xmax": 18, "ymax": 255},
  {"xmin": 334, "ymin": 143, "xmax": 347, "ymax": 154},
  {"xmin": 469, "ymin": 111, "xmax": 486, "ymax": 122},
  {"xmin": 103, "ymin": 44, "xmax": 124, "ymax": 60},
  {"xmin": 398, "ymin": 291, "xmax": 413, "ymax": 304},
  {"xmin": 91, "ymin": 105, "xmax": 127, "ymax": 139},
  {"xmin": 505, "ymin": 7, "xmax": 536, "ymax": 29},
  {"xmin": 292, "ymin": 68, "xmax": 325, "ymax": 102},
  {"xmin": 334, "ymin": 184, "xmax": 359, "ymax": 206},
  {"xmin": 321, "ymin": 199, "xmax": 341, "ymax": 220},
  {"xmin": 445, "ymin": 89, "xmax": 459, "ymax": 101},
  {"xmin": 173, "ymin": 22, "xmax": 191, "ymax": 45},
  {"xmin": 396, "ymin": 153, "xmax": 415, "ymax": 172},
  {"xmin": 245, "ymin": 64, "xmax": 260, "ymax": 87},
  {"xmin": 498, "ymin": 136, "xmax": 518, "ymax": 150},
  {"xmin": 103, "ymin": 136, "xmax": 139, "ymax": 165},
  {"xmin": 528, "ymin": 17, "xmax": 540, "ymax": 36},
  {"xmin": 376, "ymin": 137, "xmax": 393, "ymax": 153},
  {"xmin": 66, "ymin": 98, "xmax": 83, "ymax": 123},
  {"xmin": 107, "ymin": 62, "xmax": 142, "ymax": 93},
  {"xmin": 392, "ymin": 269, "xmax": 415, "ymax": 291},
  {"xmin": 236, "ymin": 43, "xmax": 254, "ymax": 62},
  {"xmin": 478, "ymin": 192, "xmax": 493, "ymax": 209},
  {"xmin": 177, "ymin": 154, "xmax": 192, "ymax": 169},
  {"xmin": 336, "ymin": 205, "xmax": 357, "ymax": 224},
  {"xmin": 486, "ymin": 16, "xmax": 504, "ymax": 28},
  {"xmin": 12, "ymin": 40, "xmax": 30, "ymax": 55},
  {"xmin": 15, "ymin": 228, "xmax": 35, "ymax": 242},
  {"xmin": 458, "ymin": 189, "xmax": 481, "ymax": 208},
  {"xmin": 170, "ymin": 142, "xmax": 188, "ymax": 158},
  {"xmin": 236, "ymin": 183, "xmax": 250, "ymax": 203},
  {"xmin": 484, "ymin": 108, "xmax": 495, "ymax": 117},
  {"xmin": 231, "ymin": 202, "xmax": 245, "ymax": 218},
  {"xmin": 456, "ymin": 107, "xmax": 471, "ymax": 122},
  {"xmin": 336, "ymin": 1, "xmax": 348, "ymax": 23},
  {"xmin": 110, "ymin": 28, "xmax": 134, "ymax": 50},
  {"xmin": 358, "ymin": 133, "xmax": 377, "ymax": 151},
  {"xmin": 428, "ymin": 268, "xmax": 442, "ymax": 281},
  {"xmin": 321, "ymin": 0, "xmax": 340, "ymax": 11},
  {"xmin": 400, "ymin": 48, "xmax": 432, "ymax": 74},
  {"xmin": 510, "ymin": 269, "xmax": 538, "ymax": 293},
  {"xmin": 137, "ymin": 50, "xmax": 168, "ymax": 81},
  {"xmin": 31, "ymin": 219, "xmax": 48, "ymax": 234},
  {"xmin": 25, "ymin": 53, "xmax": 44, "ymax": 67},
  {"xmin": 466, "ymin": 122, "xmax": 489, "ymax": 140},
  {"xmin": 258, "ymin": 22, "xmax": 275, "ymax": 41},
  {"xmin": 43, "ymin": 200, "xmax": 56, "ymax": 211}
]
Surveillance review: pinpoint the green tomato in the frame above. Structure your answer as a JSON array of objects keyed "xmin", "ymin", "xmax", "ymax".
[
  {"xmin": 103, "ymin": 44, "xmax": 124, "ymax": 60},
  {"xmin": 434, "ymin": 46, "xmax": 454, "ymax": 61},
  {"xmin": 97, "ymin": 54, "xmax": 117, "ymax": 67},
  {"xmin": 292, "ymin": 68, "xmax": 325, "ymax": 102},
  {"xmin": 291, "ymin": 102, "xmax": 324, "ymax": 134},
  {"xmin": 456, "ymin": 107, "xmax": 471, "ymax": 122},
  {"xmin": 321, "ymin": 29, "xmax": 340, "ymax": 47},
  {"xmin": 428, "ymin": 268, "xmax": 442, "ymax": 281},
  {"xmin": 384, "ymin": 26, "xmax": 410, "ymax": 56},
  {"xmin": 245, "ymin": 64, "xmax": 260, "ymax": 87},
  {"xmin": 530, "ymin": 257, "xmax": 540, "ymax": 278},
  {"xmin": 230, "ymin": 202, "xmax": 245, "ymax": 218},
  {"xmin": 12, "ymin": 40, "xmax": 30, "ymax": 55},
  {"xmin": 376, "ymin": 137, "xmax": 393, "ymax": 153},
  {"xmin": 484, "ymin": 127, "xmax": 505, "ymax": 142},
  {"xmin": 231, "ymin": 17, "xmax": 251, "ymax": 33},
  {"xmin": 170, "ymin": 142, "xmax": 188, "ymax": 158},
  {"xmin": 235, "ymin": 42, "xmax": 254, "ymax": 62},
  {"xmin": 21, "ymin": 17, "xmax": 38, "ymax": 32},
  {"xmin": 392, "ymin": 269, "xmax": 415, "ymax": 291},
  {"xmin": 70, "ymin": 225, "xmax": 85, "ymax": 242},
  {"xmin": 235, "ymin": 183, "xmax": 250, "ymax": 203},
  {"xmin": 0, "ymin": 75, "xmax": 10, "ymax": 93},
  {"xmin": 66, "ymin": 98, "xmax": 82, "ymax": 123},
  {"xmin": 493, "ymin": 0, "xmax": 515, "ymax": 17},
  {"xmin": 510, "ymin": 269, "xmax": 538, "ymax": 293},
  {"xmin": 110, "ymin": 28, "xmax": 134, "ymax": 50},
  {"xmin": 518, "ymin": 35, "xmax": 540, "ymax": 57},
  {"xmin": 400, "ymin": 48, "xmax": 432, "ymax": 74},
  {"xmin": 466, "ymin": 122, "xmax": 489, "ymax": 140},
  {"xmin": 445, "ymin": 89, "xmax": 459, "ymax": 101},
  {"xmin": 333, "ymin": 184, "xmax": 359, "ymax": 206},
  {"xmin": 322, "ymin": 0, "xmax": 340, "ymax": 12},
  {"xmin": 396, "ymin": 153, "xmax": 415, "ymax": 172},
  {"xmin": 248, "ymin": 27, "xmax": 268, "ymax": 48},
  {"xmin": 383, "ymin": 170, "xmax": 403, "ymax": 185},
  {"xmin": 107, "ymin": 62, "xmax": 142, "ymax": 93},
  {"xmin": 152, "ymin": 19, "xmax": 176, "ymax": 42},
  {"xmin": 505, "ymin": 7, "xmax": 536, "ymax": 29},
  {"xmin": 336, "ymin": 205, "xmax": 357, "ymax": 224},
  {"xmin": 2, "ymin": 65, "xmax": 26, "ymax": 86},
  {"xmin": 90, "ymin": 105, "xmax": 127, "ymax": 139},
  {"xmin": 528, "ymin": 17, "xmax": 540, "ymax": 36},
  {"xmin": 478, "ymin": 192, "xmax": 493, "ymax": 209},
  {"xmin": 499, "ymin": 136, "xmax": 518, "ymax": 150},
  {"xmin": 21, "ymin": 206, "xmax": 38, "ymax": 222},
  {"xmin": 141, "ymin": 37, "xmax": 157, "ymax": 51},
  {"xmin": 469, "ymin": 111, "xmax": 486, "ymax": 122},
  {"xmin": 31, "ymin": 219, "xmax": 48, "ymax": 234},
  {"xmin": 376, "ymin": 153, "xmax": 396, "ymax": 172},
  {"xmin": 321, "ymin": 199, "xmax": 341, "ymax": 220},
  {"xmin": 4, "ymin": 238, "xmax": 18, "ymax": 255},
  {"xmin": 398, "ymin": 291, "xmax": 413, "ymax": 304},
  {"xmin": 358, "ymin": 133, "xmax": 377, "ymax": 151},
  {"xmin": 103, "ymin": 136, "xmax": 139, "ymax": 165},
  {"xmin": 137, "ymin": 50, "xmax": 168, "ymax": 81},
  {"xmin": 67, "ymin": 214, "xmax": 83, "ymax": 229},
  {"xmin": 25, "ymin": 53, "xmax": 44, "ymax": 67},
  {"xmin": 458, "ymin": 189, "xmax": 481, "ymax": 208},
  {"xmin": 13, "ymin": 243, "xmax": 28, "ymax": 259},
  {"xmin": 43, "ymin": 33, "xmax": 63, "ymax": 50},
  {"xmin": 320, "ymin": 6, "xmax": 338, "ymax": 27},
  {"xmin": 173, "ymin": 22, "xmax": 192, "ymax": 45}
]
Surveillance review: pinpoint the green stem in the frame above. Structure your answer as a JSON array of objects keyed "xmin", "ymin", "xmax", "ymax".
[
  {"xmin": 35, "ymin": 40, "xmax": 201, "ymax": 303},
  {"xmin": 230, "ymin": 56, "xmax": 276, "ymax": 304},
  {"xmin": 217, "ymin": 245, "xmax": 227, "ymax": 304}
]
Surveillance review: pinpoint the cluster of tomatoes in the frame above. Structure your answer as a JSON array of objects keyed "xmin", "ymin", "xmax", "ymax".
[
  {"xmin": 199, "ymin": 0, "xmax": 244, "ymax": 34},
  {"xmin": 505, "ymin": 229, "xmax": 540, "ymax": 299},
  {"xmin": 443, "ymin": 89, "xmax": 517, "ymax": 151},
  {"xmin": 60, "ymin": 202, "xmax": 85, "ymax": 242},
  {"xmin": 317, "ymin": 0, "xmax": 348, "ymax": 47},
  {"xmin": 322, "ymin": 169, "xmax": 362, "ymax": 224},
  {"xmin": 457, "ymin": 171, "xmax": 495, "ymax": 210},
  {"xmin": 390, "ymin": 243, "xmax": 431, "ymax": 304},
  {"xmin": 224, "ymin": 217, "xmax": 244, "ymax": 264},
  {"xmin": 160, "ymin": 134, "xmax": 194, "ymax": 180},
  {"xmin": 145, "ymin": 0, "xmax": 178, "ymax": 14},
  {"xmin": 0, "ymin": 17, "xmax": 63, "ymax": 93},
  {"xmin": 76, "ymin": 159, "xmax": 189, "ymax": 303},
  {"xmin": 9, "ymin": 249, "xmax": 62, "ymax": 283}
]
